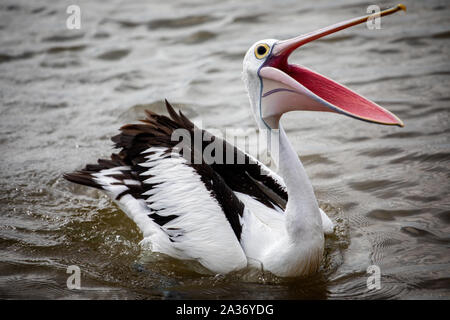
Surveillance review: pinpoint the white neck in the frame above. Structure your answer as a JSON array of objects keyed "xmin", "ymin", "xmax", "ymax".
[
  {"xmin": 275, "ymin": 124, "xmax": 323, "ymax": 237},
  {"xmin": 245, "ymin": 74, "xmax": 322, "ymax": 238}
]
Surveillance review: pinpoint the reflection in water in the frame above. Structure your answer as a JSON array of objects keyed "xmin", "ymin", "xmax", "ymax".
[{"xmin": 0, "ymin": 0, "xmax": 449, "ymax": 299}]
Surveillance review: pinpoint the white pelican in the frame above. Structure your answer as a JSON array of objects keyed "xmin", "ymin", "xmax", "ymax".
[{"xmin": 65, "ymin": 5, "xmax": 405, "ymax": 277}]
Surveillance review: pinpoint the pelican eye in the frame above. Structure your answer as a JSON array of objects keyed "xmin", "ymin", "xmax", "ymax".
[{"xmin": 255, "ymin": 43, "xmax": 270, "ymax": 59}]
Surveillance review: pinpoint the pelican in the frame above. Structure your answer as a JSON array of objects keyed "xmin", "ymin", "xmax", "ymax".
[{"xmin": 65, "ymin": 5, "xmax": 405, "ymax": 277}]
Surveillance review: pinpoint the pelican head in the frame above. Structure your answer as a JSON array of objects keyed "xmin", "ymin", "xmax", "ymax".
[{"xmin": 243, "ymin": 4, "xmax": 406, "ymax": 130}]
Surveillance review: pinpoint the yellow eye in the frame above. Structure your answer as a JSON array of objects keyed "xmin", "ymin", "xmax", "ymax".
[{"xmin": 254, "ymin": 43, "xmax": 270, "ymax": 59}]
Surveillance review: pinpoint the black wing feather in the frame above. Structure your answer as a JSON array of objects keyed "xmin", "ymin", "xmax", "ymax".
[{"xmin": 64, "ymin": 100, "xmax": 288, "ymax": 241}]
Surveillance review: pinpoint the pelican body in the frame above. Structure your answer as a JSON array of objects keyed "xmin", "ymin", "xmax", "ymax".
[{"xmin": 65, "ymin": 5, "xmax": 405, "ymax": 277}]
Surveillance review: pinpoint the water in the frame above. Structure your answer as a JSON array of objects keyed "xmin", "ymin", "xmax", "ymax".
[{"xmin": 0, "ymin": 0, "xmax": 449, "ymax": 299}]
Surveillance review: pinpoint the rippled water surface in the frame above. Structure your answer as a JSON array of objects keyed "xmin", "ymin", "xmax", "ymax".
[{"xmin": 0, "ymin": 0, "xmax": 449, "ymax": 299}]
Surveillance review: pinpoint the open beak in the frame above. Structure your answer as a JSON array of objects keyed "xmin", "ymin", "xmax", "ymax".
[{"xmin": 259, "ymin": 4, "xmax": 406, "ymax": 128}]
